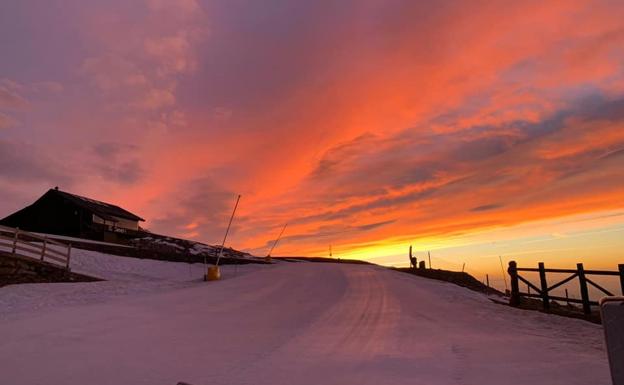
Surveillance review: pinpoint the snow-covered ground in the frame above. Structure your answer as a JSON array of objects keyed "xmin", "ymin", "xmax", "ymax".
[
  {"xmin": 0, "ymin": 248, "xmax": 264, "ymax": 318},
  {"xmin": 0, "ymin": 250, "xmax": 611, "ymax": 385}
]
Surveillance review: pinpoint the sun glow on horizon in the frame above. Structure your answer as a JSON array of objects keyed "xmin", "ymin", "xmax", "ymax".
[{"xmin": 295, "ymin": 209, "xmax": 624, "ymax": 290}]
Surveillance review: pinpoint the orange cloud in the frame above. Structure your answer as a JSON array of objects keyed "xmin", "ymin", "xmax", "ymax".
[{"xmin": 2, "ymin": 0, "xmax": 624, "ymax": 264}]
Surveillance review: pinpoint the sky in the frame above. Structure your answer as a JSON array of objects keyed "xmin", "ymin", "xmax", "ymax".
[{"xmin": 1, "ymin": 0, "xmax": 624, "ymax": 282}]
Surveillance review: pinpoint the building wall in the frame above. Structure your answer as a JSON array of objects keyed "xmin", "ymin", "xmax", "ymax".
[
  {"xmin": 92, "ymin": 215, "xmax": 107, "ymax": 227},
  {"xmin": 113, "ymin": 217, "xmax": 139, "ymax": 231},
  {"xmin": 92, "ymin": 215, "xmax": 139, "ymax": 231}
]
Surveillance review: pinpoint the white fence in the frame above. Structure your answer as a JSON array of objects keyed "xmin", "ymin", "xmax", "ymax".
[{"xmin": 0, "ymin": 225, "xmax": 71, "ymax": 270}]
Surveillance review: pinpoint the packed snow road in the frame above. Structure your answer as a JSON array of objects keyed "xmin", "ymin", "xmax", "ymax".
[{"xmin": 0, "ymin": 259, "xmax": 611, "ymax": 385}]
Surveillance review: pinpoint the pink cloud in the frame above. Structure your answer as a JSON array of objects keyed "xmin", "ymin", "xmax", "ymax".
[
  {"xmin": 0, "ymin": 80, "xmax": 29, "ymax": 109},
  {"xmin": 0, "ymin": 112, "xmax": 17, "ymax": 129}
]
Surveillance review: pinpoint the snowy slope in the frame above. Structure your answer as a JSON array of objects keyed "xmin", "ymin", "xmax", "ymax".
[
  {"xmin": 0, "ymin": 256, "xmax": 611, "ymax": 385},
  {"xmin": 0, "ymin": 248, "xmax": 266, "ymax": 318}
]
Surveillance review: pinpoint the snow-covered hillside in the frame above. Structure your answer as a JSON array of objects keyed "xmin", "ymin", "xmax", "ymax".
[
  {"xmin": 0, "ymin": 248, "xmax": 267, "ymax": 318},
  {"xmin": 0, "ymin": 251, "xmax": 611, "ymax": 385}
]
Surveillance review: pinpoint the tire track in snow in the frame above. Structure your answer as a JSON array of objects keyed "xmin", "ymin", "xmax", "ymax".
[{"xmin": 232, "ymin": 264, "xmax": 403, "ymax": 385}]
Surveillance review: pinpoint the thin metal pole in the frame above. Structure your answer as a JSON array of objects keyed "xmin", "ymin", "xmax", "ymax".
[
  {"xmin": 428, "ymin": 251, "xmax": 432, "ymax": 269},
  {"xmin": 214, "ymin": 194, "xmax": 241, "ymax": 268},
  {"xmin": 499, "ymin": 256, "xmax": 509, "ymax": 292},
  {"xmin": 267, "ymin": 223, "xmax": 287, "ymax": 257}
]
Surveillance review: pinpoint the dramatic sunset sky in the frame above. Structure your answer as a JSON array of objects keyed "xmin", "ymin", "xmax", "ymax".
[{"xmin": 1, "ymin": 1, "xmax": 624, "ymax": 282}]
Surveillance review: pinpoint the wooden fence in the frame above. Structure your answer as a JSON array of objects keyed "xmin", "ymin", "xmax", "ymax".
[
  {"xmin": 508, "ymin": 261, "xmax": 624, "ymax": 314},
  {"xmin": 0, "ymin": 225, "xmax": 72, "ymax": 270}
]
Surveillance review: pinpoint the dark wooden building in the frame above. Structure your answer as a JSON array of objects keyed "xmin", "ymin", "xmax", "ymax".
[{"xmin": 0, "ymin": 188, "xmax": 145, "ymax": 242}]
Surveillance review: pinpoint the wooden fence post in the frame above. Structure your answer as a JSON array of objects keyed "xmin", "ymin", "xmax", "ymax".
[
  {"xmin": 11, "ymin": 227, "xmax": 19, "ymax": 255},
  {"xmin": 66, "ymin": 244, "xmax": 72, "ymax": 270},
  {"xmin": 508, "ymin": 261, "xmax": 520, "ymax": 306},
  {"xmin": 577, "ymin": 263, "xmax": 591, "ymax": 315},
  {"xmin": 538, "ymin": 262, "xmax": 550, "ymax": 311},
  {"xmin": 565, "ymin": 288, "xmax": 570, "ymax": 306},
  {"xmin": 619, "ymin": 264, "xmax": 624, "ymax": 295},
  {"xmin": 40, "ymin": 238, "xmax": 47, "ymax": 261}
]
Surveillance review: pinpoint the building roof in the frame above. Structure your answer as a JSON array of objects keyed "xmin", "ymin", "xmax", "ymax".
[{"xmin": 49, "ymin": 188, "xmax": 145, "ymax": 222}]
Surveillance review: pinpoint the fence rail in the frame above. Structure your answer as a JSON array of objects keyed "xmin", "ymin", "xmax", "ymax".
[
  {"xmin": 508, "ymin": 261, "xmax": 624, "ymax": 315},
  {"xmin": 0, "ymin": 225, "xmax": 71, "ymax": 270}
]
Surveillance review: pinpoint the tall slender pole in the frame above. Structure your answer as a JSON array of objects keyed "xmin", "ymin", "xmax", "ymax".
[
  {"xmin": 267, "ymin": 223, "xmax": 287, "ymax": 257},
  {"xmin": 428, "ymin": 251, "xmax": 432, "ymax": 269},
  {"xmin": 214, "ymin": 194, "xmax": 241, "ymax": 268},
  {"xmin": 329, "ymin": 244, "xmax": 332, "ymax": 258},
  {"xmin": 499, "ymin": 256, "xmax": 509, "ymax": 292}
]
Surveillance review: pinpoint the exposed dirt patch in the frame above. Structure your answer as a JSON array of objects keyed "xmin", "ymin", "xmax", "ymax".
[
  {"xmin": 392, "ymin": 267, "xmax": 504, "ymax": 296},
  {"xmin": 0, "ymin": 252, "xmax": 100, "ymax": 287}
]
